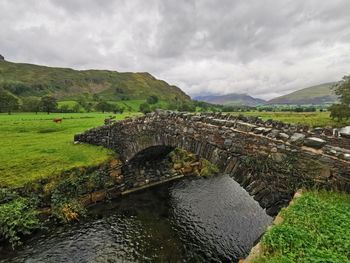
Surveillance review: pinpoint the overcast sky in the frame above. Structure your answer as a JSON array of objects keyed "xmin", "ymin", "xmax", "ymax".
[{"xmin": 1, "ymin": 0, "xmax": 349, "ymax": 99}]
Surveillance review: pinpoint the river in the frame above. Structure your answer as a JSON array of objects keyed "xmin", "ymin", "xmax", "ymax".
[{"xmin": 0, "ymin": 174, "xmax": 272, "ymax": 263}]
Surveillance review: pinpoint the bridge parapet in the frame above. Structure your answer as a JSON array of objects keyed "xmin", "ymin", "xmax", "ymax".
[{"xmin": 75, "ymin": 109, "xmax": 350, "ymax": 168}]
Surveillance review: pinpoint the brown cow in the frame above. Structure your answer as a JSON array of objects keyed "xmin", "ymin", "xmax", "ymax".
[{"xmin": 53, "ymin": 118, "xmax": 63, "ymax": 123}]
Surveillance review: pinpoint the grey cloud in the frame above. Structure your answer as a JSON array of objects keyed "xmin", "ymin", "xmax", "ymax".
[{"xmin": 0, "ymin": 0, "xmax": 349, "ymax": 99}]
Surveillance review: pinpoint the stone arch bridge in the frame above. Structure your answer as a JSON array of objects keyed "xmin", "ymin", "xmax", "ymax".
[{"xmin": 75, "ymin": 110, "xmax": 350, "ymax": 215}]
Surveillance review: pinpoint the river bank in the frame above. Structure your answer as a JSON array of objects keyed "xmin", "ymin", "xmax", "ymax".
[{"xmin": 243, "ymin": 189, "xmax": 350, "ymax": 263}]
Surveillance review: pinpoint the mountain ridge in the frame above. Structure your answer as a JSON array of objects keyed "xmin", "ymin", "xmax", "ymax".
[
  {"xmin": 0, "ymin": 60, "xmax": 190, "ymax": 103},
  {"xmin": 267, "ymin": 82, "xmax": 337, "ymax": 105}
]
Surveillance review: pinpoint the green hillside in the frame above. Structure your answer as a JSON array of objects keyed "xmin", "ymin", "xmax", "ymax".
[
  {"xmin": 0, "ymin": 60, "xmax": 190, "ymax": 103},
  {"xmin": 268, "ymin": 82, "xmax": 338, "ymax": 105}
]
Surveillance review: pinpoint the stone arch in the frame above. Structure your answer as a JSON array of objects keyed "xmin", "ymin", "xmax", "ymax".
[{"xmin": 120, "ymin": 131, "xmax": 230, "ymax": 173}]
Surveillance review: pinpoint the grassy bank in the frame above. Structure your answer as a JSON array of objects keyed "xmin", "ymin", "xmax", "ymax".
[
  {"xmin": 230, "ymin": 111, "xmax": 350, "ymax": 128},
  {"xmin": 0, "ymin": 112, "xmax": 140, "ymax": 188},
  {"xmin": 254, "ymin": 191, "xmax": 350, "ymax": 263}
]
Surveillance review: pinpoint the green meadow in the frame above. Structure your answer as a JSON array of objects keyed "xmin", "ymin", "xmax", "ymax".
[
  {"xmin": 230, "ymin": 111, "xmax": 350, "ymax": 128},
  {"xmin": 0, "ymin": 112, "xmax": 140, "ymax": 188}
]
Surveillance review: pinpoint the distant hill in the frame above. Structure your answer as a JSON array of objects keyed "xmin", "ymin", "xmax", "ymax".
[
  {"xmin": 268, "ymin": 82, "xmax": 338, "ymax": 105},
  {"xmin": 0, "ymin": 60, "xmax": 190, "ymax": 103},
  {"xmin": 194, "ymin": 93, "xmax": 266, "ymax": 107}
]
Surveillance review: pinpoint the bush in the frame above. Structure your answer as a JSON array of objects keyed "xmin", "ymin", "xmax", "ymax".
[
  {"xmin": 147, "ymin": 95, "xmax": 159, "ymax": 104},
  {"xmin": 178, "ymin": 101, "xmax": 196, "ymax": 112},
  {"xmin": 139, "ymin": 102, "xmax": 151, "ymax": 114},
  {"xmin": 51, "ymin": 198, "xmax": 86, "ymax": 222},
  {"xmin": 0, "ymin": 197, "xmax": 41, "ymax": 248},
  {"xmin": 330, "ymin": 104, "xmax": 350, "ymax": 121},
  {"xmin": 95, "ymin": 101, "xmax": 114, "ymax": 113}
]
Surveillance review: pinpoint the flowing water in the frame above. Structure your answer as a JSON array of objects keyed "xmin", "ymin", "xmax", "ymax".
[{"xmin": 0, "ymin": 175, "xmax": 272, "ymax": 263}]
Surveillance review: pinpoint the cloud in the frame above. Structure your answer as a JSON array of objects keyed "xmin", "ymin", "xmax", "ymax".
[{"xmin": 0, "ymin": 0, "xmax": 349, "ymax": 99}]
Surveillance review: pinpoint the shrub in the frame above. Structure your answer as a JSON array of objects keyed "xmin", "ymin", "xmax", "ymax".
[
  {"xmin": 51, "ymin": 198, "xmax": 86, "ymax": 222},
  {"xmin": 139, "ymin": 102, "xmax": 151, "ymax": 114},
  {"xmin": 0, "ymin": 197, "xmax": 41, "ymax": 248},
  {"xmin": 95, "ymin": 101, "xmax": 114, "ymax": 113},
  {"xmin": 147, "ymin": 95, "xmax": 159, "ymax": 104}
]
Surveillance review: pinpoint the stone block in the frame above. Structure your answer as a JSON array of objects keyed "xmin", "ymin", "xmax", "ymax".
[
  {"xmin": 341, "ymin": 153, "xmax": 350, "ymax": 161},
  {"xmin": 253, "ymin": 127, "xmax": 265, "ymax": 134},
  {"xmin": 339, "ymin": 126, "xmax": 350, "ymax": 138},
  {"xmin": 289, "ymin": 133, "xmax": 305, "ymax": 146},
  {"xmin": 304, "ymin": 137, "xmax": 327, "ymax": 149},
  {"xmin": 236, "ymin": 121, "xmax": 257, "ymax": 132},
  {"xmin": 224, "ymin": 139, "xmax": 233, "ymax": 147},
  {"xmin": 277, "ymin": 132, "xmax": 289, "ymax": 141},
  {"xmin": 267, "ymin": 129, "xmax": 280, "ymax": 139}
]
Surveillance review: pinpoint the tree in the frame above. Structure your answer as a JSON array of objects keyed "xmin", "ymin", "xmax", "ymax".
[
  {"xmin": 222, "ymin": 105, "xmax": 235, "ymax": 112},
  {"xmin": 77, "ymin": 97, "xmax": 87, "ymax": 108},
  {"xmin": 330, "ymin": 76, "xmax": 350, "ymax": 120},
  {"xmin": 95, "ymin": 101, "xmax": 114, "ymax": 113},
  {"xmin": 40, "ymin": 95, "xmax": 57, "ymax": 114},
  {"xmin": 330, "ymin": 104, "xmax": 350, "ymax": 121},
  {"xmin": 334, "ymin": 76, "xmax": 350, "ymax": 104},
  {"xmin": 147, "ymin": 95, "xmax": 159, "ymax": 105},
  {"xmin": 72, "ymin": 103, "xmax": 82, "ymax": 113},
  {"xmin": 0, "ymin": 89, "xmax": 19, "ymax": 114},
  {"xmin": 167, "ymin": 101, "xmax": 178, "ymax": 111},
  {"xmin": 178, "ymin": 101, "xmax": 196, "ymax": 112},
  {"xmin": 21, "ymin": 97, "xmax": 40, "ymax": 114},
  {"xmin": 139, "ymin": 102, "xmax": 151, "ymax": 114},
  {"xmin": 84, "ymin": 102, "xmax": 94, "ymax": 113},
  {"xmin": 59, "ymin": 104, "xmax": 71, "ymax": 113},
  {"xmin": 92, "ymin": 93, "xmax": 100, "ymax": 102},
  {"xmin": 112, "ymin": 104, "xmax": 124, "ymax": 114}
]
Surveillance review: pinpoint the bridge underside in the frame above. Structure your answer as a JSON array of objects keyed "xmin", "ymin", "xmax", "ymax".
[{"xmin": 128, "ymin": 146, "xmax": 175, "ymax": 163}]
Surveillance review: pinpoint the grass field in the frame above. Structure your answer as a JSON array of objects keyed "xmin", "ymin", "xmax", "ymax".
[
  {"xmin": 230, "ymin": 111, "xmax": 350, "ymax": 128},
  {"xmin": 0, "ymin": 112, "xmax": 140, "ymax": 188},
  {"xmin": 254, "ymin": 191, "xmax": 350, "ymax": 263}
]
